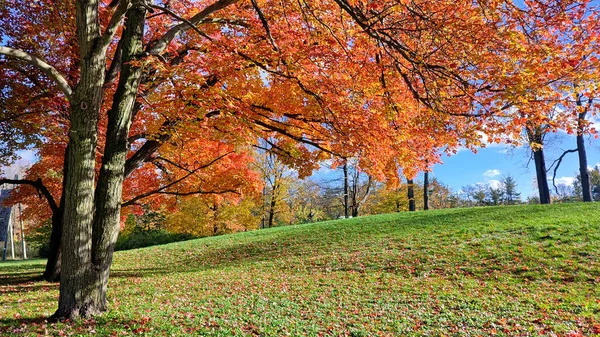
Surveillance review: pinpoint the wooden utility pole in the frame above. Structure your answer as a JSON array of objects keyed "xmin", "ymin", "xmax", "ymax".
[
  {"xmin": 9, "ymin": 209, "xmax": 14, "ymax": 260},
  {"xmin": 18, "ymin": 203, "xmax": 26, "ymax": 259}
]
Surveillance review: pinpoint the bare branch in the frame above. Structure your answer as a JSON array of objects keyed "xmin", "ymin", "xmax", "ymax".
[
  {"xmin": 197, "ymin": 18, "xmax": 249, "ymax": 28},
  {"xmin": 0, "ymin": 46, "xmax": 73, "ymax": 100},
  {"xmin": 548, "ymin": 149, "xmax": 577, "ymax": 194}
]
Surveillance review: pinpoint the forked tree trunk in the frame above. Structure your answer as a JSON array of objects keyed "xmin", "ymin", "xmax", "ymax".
[
  {"xmin": 90, "ymin": 5, "xmax": 147, "ymax": 311},
  {"xmin": 54, "ymin": 3, "xmax": 146, "ymax": 319}
]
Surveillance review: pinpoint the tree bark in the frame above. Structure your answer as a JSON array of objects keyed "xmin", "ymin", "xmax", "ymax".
[
  {"xmin": 53, "ymin": 1, "xmax": 147, "ymax": 320},
  {"xmin": 343, "ymin": 160, "xmax": 349, "ymax": 218},
  {"xmin": 90, "ymin": 4, "xmax": 147, "ymax": 312},
  {"xmin": 423, "ymin": 171, "xmax": 429, "ymax": 210},
  {"xmin": 407, "ymin": 178, "xmax": 415, "ymax": 211},
  {"xmin": 526, "ymin": 124, "xmax": 551, "ymax": 204},
  {"xmin": 268, "ymin": 183, "xmax": 277, "ymax": 228},
  {"xmin": 533, "ymin": 148, "xmax": 551, "ymax": 204},
  {"xmin": 54, "ymin": 86, "xmax": 104, "ymax": 319},
  {"xmin": 43, "ymin": 146, "xmax": 69, "ymax": 282},
  {"xmin": 577, "ymin": 112, "xmax": 592, "ymax": 202}
]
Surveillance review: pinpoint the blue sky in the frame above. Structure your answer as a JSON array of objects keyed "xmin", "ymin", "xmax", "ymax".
[
  {"xmin": 311, "ymin": 131, "xmax": 599, "ymax": 201},
  {"xmin": 430, "ymin": 132, "xmax": 600, "ymax": 199}
]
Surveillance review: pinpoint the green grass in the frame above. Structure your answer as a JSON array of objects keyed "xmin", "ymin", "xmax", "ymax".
[{"xmin": 1, "ymin": 203, "xmax": 600, "ymax": 336}]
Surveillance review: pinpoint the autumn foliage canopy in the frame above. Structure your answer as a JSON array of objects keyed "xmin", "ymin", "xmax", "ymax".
[{"xmin": 0, "ymin": 0, "xmax": 599, "ymax": 318}]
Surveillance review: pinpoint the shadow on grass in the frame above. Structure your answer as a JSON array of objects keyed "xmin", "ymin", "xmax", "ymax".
[
  {"xmin": 0, "ymin": 271, "xmax": 45, "ymax": 286},
  {"xmin": 0, "ymin": 316, "xmax": 51, "ymax": 333},
  {"xmin": 0, "ymin": 315, "xmax": 170, "ymax": 336}
]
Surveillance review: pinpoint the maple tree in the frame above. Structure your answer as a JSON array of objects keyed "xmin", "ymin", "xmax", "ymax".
[{"xmin": 1, "ymin": 0, "xmax": 598, "ymax": 320}]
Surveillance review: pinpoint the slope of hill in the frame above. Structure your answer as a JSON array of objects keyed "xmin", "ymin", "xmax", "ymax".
[{"xmin": 1, "ymin": 203, "xmax": 599, "ymax": 336}]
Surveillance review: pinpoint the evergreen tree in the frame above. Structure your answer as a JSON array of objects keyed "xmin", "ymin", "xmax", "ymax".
[
  {"xmin": 573, "ymin": 166, "xmax": 600, "ymax": 201},
  {"xmin": 501, "ymin": 175, "xmax": 521, "ymax": 205},
  {"xmin": 487, "ymin": 187, "xmax": 503, "ymax": 205}
]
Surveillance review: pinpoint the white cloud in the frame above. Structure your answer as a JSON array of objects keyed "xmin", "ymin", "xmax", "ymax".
[
  {"xmin": 483, "ymin": 169, "xmax": 501, "ymax": 178},
  {"xmin": 554, "ymin": 176, "xmax": 575, "ymax": 186},
  {"xmin": 488, "ymin": 179, "xmax": 501, "ymax": 189}
]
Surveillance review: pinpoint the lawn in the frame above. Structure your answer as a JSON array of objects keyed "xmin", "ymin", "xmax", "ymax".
[{"xmin": 1, "ymin": 203, "xmax": 599, "ymax": 336}]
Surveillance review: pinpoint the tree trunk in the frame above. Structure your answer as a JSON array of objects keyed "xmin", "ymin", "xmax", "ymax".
[
  {"xmin": 54, "ymin": 2, "xmax": 145, "ymax": 319},
  {"xmin": 407, "ymin": 178, "xmax": 415, "ymax": 211},
  {"xmin": 43, "ymin": 146, "xmax": 69, "ymax": 282},
  {"xmin": 343, "ymin": 160, "xmax": 349, "ymax": 218},
  {"xmin": 268, "ymin": 183, "xmax": 277, "ymax": 228},
  {"xmin": 54, "ymin": 85, "xmax": 104, "ymax": 319},
  {"xmin": 90, "ymin": 4, "xmax": 147, "ymax": 312},
  {"xmin": 423, "ymin": 171, "xmax": 429, "ymax": 210},
  {"xmin": 577, "ymin": 112, "xmax": 592, "ymax": 202},
  {"xmin": 526, "ymin": 124, "xmax": 551, "ymax": 204},
  {"xmin": 43, "ymin": 206, "xmax": 63, "ymax": 282},
  {"xmin": 533, "ymin": 148, "xmax": 551, "ymax": 204}
]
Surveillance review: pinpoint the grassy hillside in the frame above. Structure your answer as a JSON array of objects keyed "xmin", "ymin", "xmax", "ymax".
[{"xmin": 1, "ymin": 203, "xmax": 599, "ymax": 336}]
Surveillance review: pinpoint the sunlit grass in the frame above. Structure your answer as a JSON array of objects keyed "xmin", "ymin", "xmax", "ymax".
[{"xmin": 1, "ymin": 203, "xmax": 599, "ymax": 336}]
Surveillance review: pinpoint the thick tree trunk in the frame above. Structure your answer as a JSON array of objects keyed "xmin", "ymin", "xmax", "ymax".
[
  {"xmin": 423, "ymin": 171, "xmax": 429, "ymax": 210},
  {"xmin": 407, "ymin": 179, "xmax": 415, "ymax": 211},
  {"xmin": 54, "ymin": 89, "xmax": 104, "ymax": 319},
  {"xmin": 54, "ymin": 1, "xmax": 146, "ymax": 320},
  {"xmin": 533, "ymin": 148, "xmax": 551, "ymax": 204},
  {"xmin": 52, "ymin": 0, "xmax": 107, "ymax": 319},
  {"xmin": 90, "ymin": 4, "xmax": 147, "ymax": 312}
]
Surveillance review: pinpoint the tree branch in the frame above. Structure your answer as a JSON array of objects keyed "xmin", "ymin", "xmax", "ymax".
[
  {"xmin": 146, "ymin": 0, "xmax": 240, "ymax": 55},
  {"xmin": 548, "ymin": 149, "xmax": 577, "ymax": 194},
  {"xmin": 99, "ymin": 0, "xmax": 131, "ymax": 52},
  {"xmin": 146, "ymin": 4, "xmax": 213, "ymax": 41},
  {"xmin": 0, "ymin": 178, "xmax": 59, "ymax": 214},
  {"xmin": 122, "ymin": 151, "xmax": 234, "ymax": 206},
  {"xmin": 251, "ymin": 0, "xmax": 279, "ymax": 51},
  {"xmin": 0, "ymin": 46, "xmax": 73, "ymax": 100}
]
